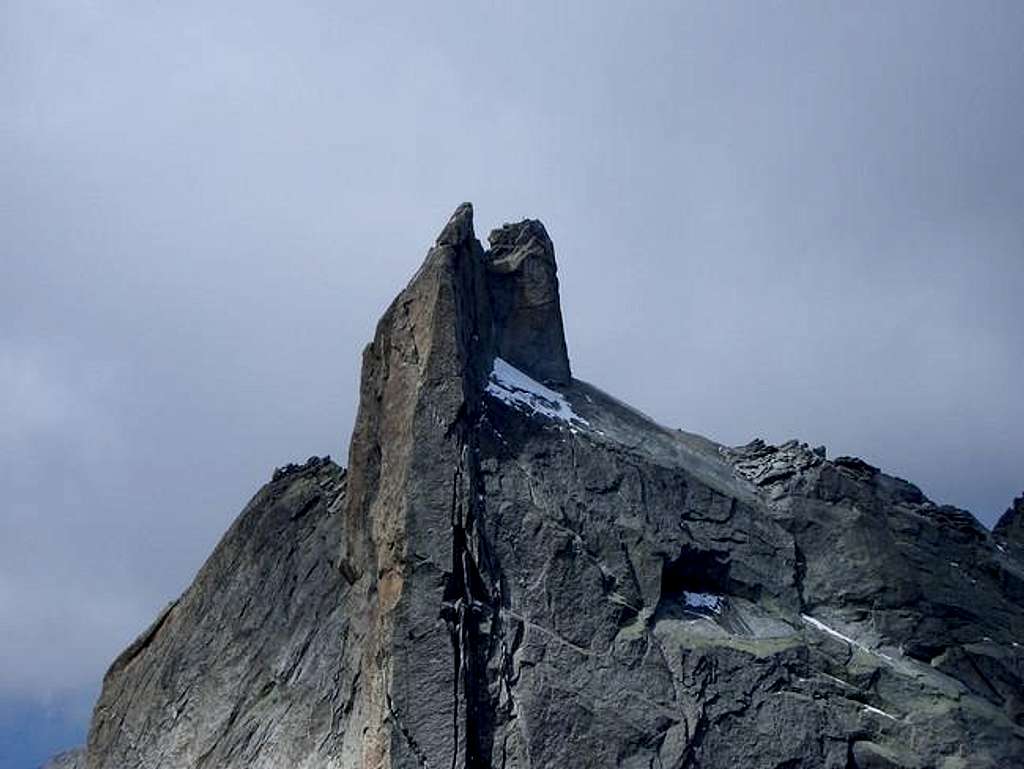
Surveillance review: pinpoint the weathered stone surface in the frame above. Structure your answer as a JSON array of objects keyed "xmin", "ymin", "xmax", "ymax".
[
  {"xmin": 40, "ymin": 748, "xmax": 84, "ymax": 769},
  {"xmin": 85, "ymin": 457, "xmax": 354, "ymax": 769},
  {"xmin": 57, "ymin": 205, "xmax": 1024, "ymax": 769},
  {"xmin": 485, "ymin": 218, "xmax": 571, "ymax": 386},
  {"xmin": 995, "ymin": 493, "xmax": 1024, "ymax": 552},
  {"xmin": 339, "ymin": 200, "xmax": 495, "ymax": 769}
]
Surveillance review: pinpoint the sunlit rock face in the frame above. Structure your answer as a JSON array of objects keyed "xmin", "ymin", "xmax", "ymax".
[
  {"xmin": 74, "ymin": 205, "xmax": 1023, "ymax": 769},
  {"xmin": 85, "ymin": 458, "xmax": 355, "ymax": 769}
]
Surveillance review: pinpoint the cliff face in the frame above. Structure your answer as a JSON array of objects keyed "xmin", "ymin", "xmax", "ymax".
[
  {"xmin": 995, "ymin": 495, "xmax": 1024, "ymax": 556},
  {"xmin": 85, "ymin": 458, "xmax": 354, "ymax": 769},
  {"xmin": 74, "ymin": 205, "xmax": 1023, "ymax": 769}
]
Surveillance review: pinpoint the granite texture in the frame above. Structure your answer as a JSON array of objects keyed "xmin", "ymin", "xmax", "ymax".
[{"xmin": 63, "ymin": 205, "xmax": 1024, "ymax": 769}]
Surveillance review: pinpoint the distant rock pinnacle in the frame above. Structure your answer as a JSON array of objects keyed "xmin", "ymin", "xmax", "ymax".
[{"xmin": 995, "ymin": 493, "xmax": 1024, "ymax": 551}]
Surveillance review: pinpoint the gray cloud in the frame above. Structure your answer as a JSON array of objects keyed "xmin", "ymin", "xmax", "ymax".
[{"xmin": 1, "ymin": 1, "xmax": 1021, "ymax": 755}]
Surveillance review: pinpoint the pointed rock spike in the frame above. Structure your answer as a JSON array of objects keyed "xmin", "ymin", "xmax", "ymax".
[
  {"xmin": 436, "ymin": 202, "xmax": 475, "ymax": 247},
  {"xmin": 484, "ymin": 217, "xmax": 572, "ymax": 385}
]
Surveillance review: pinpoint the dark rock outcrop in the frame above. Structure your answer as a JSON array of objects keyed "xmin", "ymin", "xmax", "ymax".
[
  {"xmin": 61, "ymin": 206, "xmax": 1023, "ymax": 769},
  {"xmin": 995, "ymin": 494, "xmax": 1024, "ymax": 552},
  {"xmin": 485, "ymin": 218, "xmax": 571, "ymax": 385}
]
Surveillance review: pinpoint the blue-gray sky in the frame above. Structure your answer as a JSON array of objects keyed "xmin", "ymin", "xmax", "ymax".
[{"xmin": 2, "ymin": 2, "xmax": 1022, "ymax": 766}]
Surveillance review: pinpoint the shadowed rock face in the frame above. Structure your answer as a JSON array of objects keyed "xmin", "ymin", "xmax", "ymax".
[
  {"xmin": 71, "ymin": 205, "xmax": 1023, "ymax": 769},
  {"xmin": 995, "ymin": 494, "xmax": 1024, "ymax": 552},
  {"xmin": 485, "ymin": 218, "xmax": 571, "ymax": 386}
]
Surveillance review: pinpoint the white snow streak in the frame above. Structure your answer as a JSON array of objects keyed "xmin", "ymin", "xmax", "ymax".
[
  {"xmin": 801, "ymin": 614, "xmax": 896, "ymax": 663},
  {"xmin": 862, "ymin": 705, "xmax": 899, "ymax": 721},
  {"xmin": 802, "ymin": 615, "xmax": 859, "ymax": 646},
  {"xmin": 486, "ymin": 358, "xmax": 588, "ymax": 428}
]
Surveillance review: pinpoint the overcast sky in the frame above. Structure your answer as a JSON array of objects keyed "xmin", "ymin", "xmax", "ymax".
[{"xmin": 2, "ymin": 2, "xmax": 1023, "ymax": 766}]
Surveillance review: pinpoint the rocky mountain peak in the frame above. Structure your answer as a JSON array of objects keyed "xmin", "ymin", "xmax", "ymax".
[
  {"xmin": 68, "ymin": 205, "xmax": 1024, "ymax": 769},
  {"xmin": 384, "ymin": 202, "xmax": 573, "ymax": 391}
]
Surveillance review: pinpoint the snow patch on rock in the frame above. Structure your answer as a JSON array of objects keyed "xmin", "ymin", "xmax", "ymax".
[
  {"xmin": 684, "ymin": 592, "xmax": 723, "ymax": 613},
  {"xmin": 486, "ymin": 357, "xmax": 588, "ymax": 428},
  {"xmin": 862, "ymin": 705, "xmax": 899, "ymax": 721}
]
